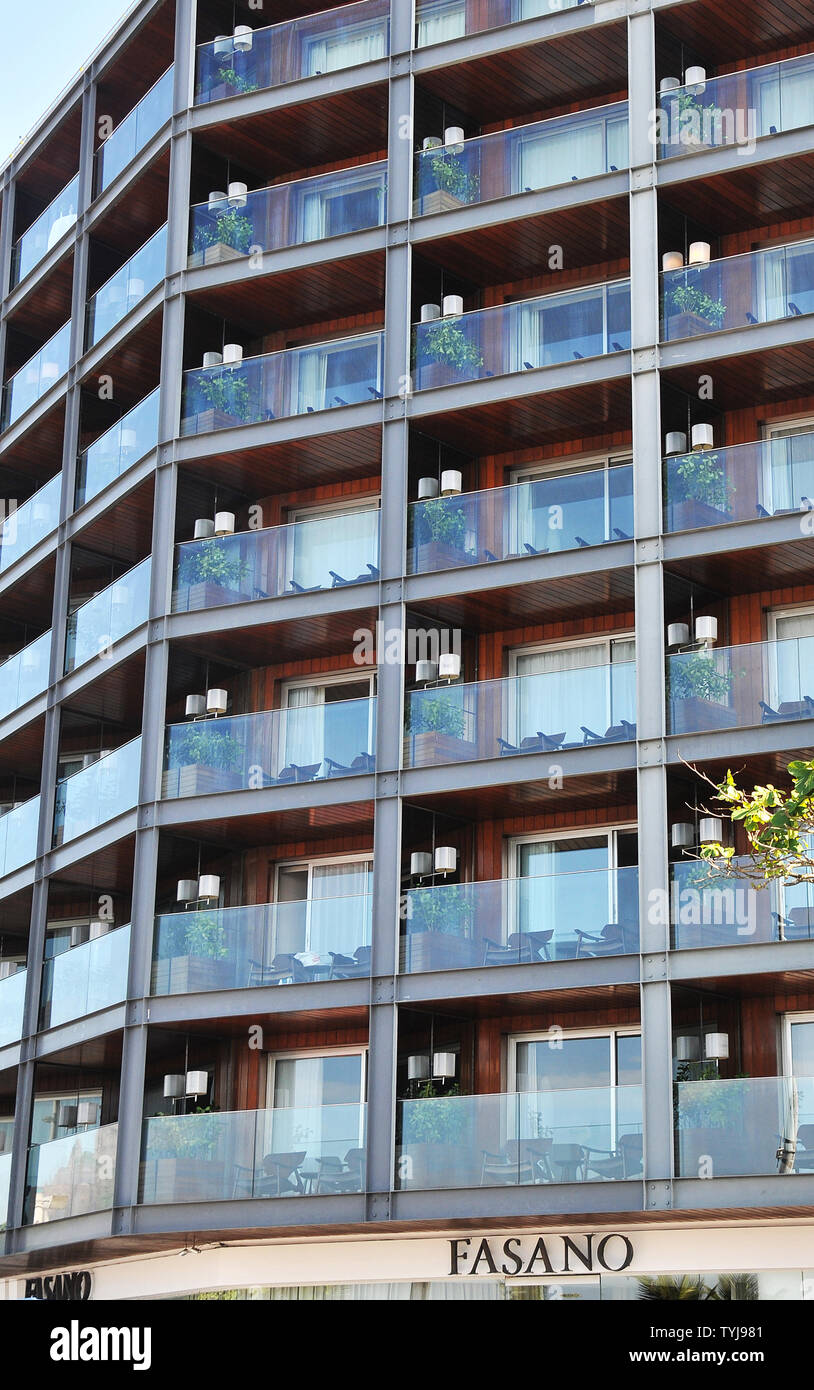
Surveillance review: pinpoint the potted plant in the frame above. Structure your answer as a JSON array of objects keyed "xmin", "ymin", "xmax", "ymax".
[
  {"xmin": 414, "ymin": 317, "xmax": 484, "ymax": 389},
  {"xmin": 404, "ymin": 691, "xmax": 475, "ymax": 767},
  {"xmin": 162, "ymin": 720, "xmax": 246, "ymax": 799},
  {"xmin": 402, "ymin": 882, "xmax": 478, "ymax": 971},
  {"xmin": 664, "ymin": 279, "xmax": 727, "ymax": 340},
  {"xmin": 667, "ymin": 651, "xmax": 736, "ymax": 734},
  {"xmin": 189, "ymin": 208, "xmax": 254, "ymax": 269},
  {"xmin": 399, "ymin": 1081, "xmax": 475, "ymax": 1188},
  {"xmin": 662, "ymin": 89, "xmax": 726, "ymax": 156},
  {"xmin": 151, "ymin": 909, "xmax": 233, "ymax": 995},
  {"xmin": 141, "ymin": 1106, "xmax": 226, "ymax": 1203},
  {"xmin": 411, "ymin": 495, "xmax": 473, "ymax": 571},
  {"xmin": 674, "ymin": 1068, "xmax": 761, "ymax": 1177},
  {"xmin": 665, "ymin": 449, "xmax": 734, "ymax": 530},
  {"xmin": 173, "ymin": 537, "xmax": 251, "ymax": 612},
  {"xmin": 181, "ymin": 367, "xmax": 255, "ymax": 435},
  {"xmin": 419, "ymin": 149, "xmax": 480, "ymax": 216},
  {"xmin": 196, "ymin": 63, "xmax": 260, "ymax": 104}
]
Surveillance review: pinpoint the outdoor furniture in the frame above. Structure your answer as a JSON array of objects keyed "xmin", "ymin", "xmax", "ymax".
[
  {"xmin": 795, "ymin": 1125, "xmax": 814, "ymax": 1172},
  {"xmin": 773, "ymin": 908, "xmax": 814, "ymax": 941},
  {"xmin": 324, "ymin": 752, "xmax": 376, "ymax": 776},
  {"xmin": 759, "ymin": 696, "xmax": 814, "ymax": 723},
  {"xmin": 580, "ymin": 720, "xmax": 636, "ymax": 745},
  {"xmin": 480, "ymin": 1142, "xmax": 539, "ymax": 1185},
  {"xmin": 248, "ymin": 953, "xmax": 310, "ymax": 986},
  {"xmin": 256, "ymin": 1150, "xmax": 308, "ymax": 1196},
  {"xmin": 328, "ymin": 946, "xmax": 371, "ymax": 979},
  {"xmin": 583, "ymin": 1133, "xmax": 643, "ymax": 1182},
  {"xmin": 288, "ymin": 579, "xmax": 322, "ymax": 594},
  {"xmin": 549, "ymin": 1142, "xmax": 587, "ymax": 1182},
  {"xmin": 313, "ymin": 1149, "xmax": 365, "ymax": 1193},
  {"xmin": 497, "ymin": 730, "xmax": 565, "ymax": 756},
  {"xmin": 574, "ymin": 921, "xmax": 637, "ymax": 958},
  {"xmin": 481, "ymin": 931, "xmax": 553, "ymax": 966},
  {"xmin": 329, "ymin": 566, "xmax": 379, "ymax": 587},
  {"xmin": 274, "ymin": 761, "xmax": 321, "ymax": 785}
]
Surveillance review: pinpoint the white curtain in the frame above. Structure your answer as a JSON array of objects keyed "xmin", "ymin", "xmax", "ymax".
[
  {"xmin": 773, "ymin": 612, "xmax": 814, "ymax": 705},
  {"xmin": 282, "ymin": 685, "xmax": 324, "ymax": 770},
  {"xmin": 416, "ymin": 0, "xmax": 465, "ymax": 46},
  {"xmin": 291, "ymin": 507, "xmax": 378, "ymax": 589},
  {"xmin": 760, "ymin": 247, "xmax": 789, "ymax": 323},
  {"xmin": 301, "ymin": 189, "xmax": 327, "ymax": 244},
  {"xmin": 309, "ymin": 861, "xmax": 372, "ymax": 956},
  {"xmin": 295, "ymin": 346, "xmax": 329, "ymax": 414},
  {"xmin": 516, "ymin": 837, "xmax": 610, "ymax": 948},
  {"xmin": 519, "ymin": 121, "xmax": 605, "ymax": 192},
  {"xmin": 304, "ymin": 23, "xmax": 386, "ymax": 76},
  {"xmin": 268, "ymin": 1055, "xmax": 364, "ymax": 1163},
  {"xmin": 759, "ymin": 62, "xmax": 814, "ymax": 135},
  {"xmin": 766, "ymin": 426, "xmax": 814, "ymax": 512},
  {"xmin": 514, "ymin": 643, "xmax": 612, "ymax": 743}
]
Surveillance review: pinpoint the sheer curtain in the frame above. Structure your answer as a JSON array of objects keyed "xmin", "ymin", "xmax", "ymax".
[
  {"xmin": 295, "ymin": 346, "xmax": 329, "ymax": 414},
  {"xmin": 514, "ymin": 642, "xmax": 611, "ymax": 743},
  {"xmin": 766, "ymin": 424, "xmax": 814, "ymax": 513},
  {"xmin": 416, "ymin": 0, "xmax": 465, "ymax": 46},
  {"xmin": 759, "ymin": 61, "xmax": 814, "ymax": 135},
  {"xmin": 519, "ymin": 120, "xmax": 605, "ymax": 192},
  {"xmin": 282, "ymin": 685, "xmax": 325, "ymax": 770},
  {"xmin": 773, "ymin": 611, "xmax": 814, "ymax": 705},
  {"xmin": 309, "ymin": 860, "xmax": 373, "ymax": 956},
  {"xmin": 291, "ymin": 506, "xmax": 378, "ymax": 589},
  {"xmin": 516, "ymin": 837, "xmax": 610, "ymax": 950},
  {"xmin": 304, "ymin": 23, "xmax": 386, "ymax": 76},
  {"xmin": 301, "ymin": 189, "xmax": 327, "ymax": 244}
]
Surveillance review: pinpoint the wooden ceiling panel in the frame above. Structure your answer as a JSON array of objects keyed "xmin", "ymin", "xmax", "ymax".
[
  {"xmin": 71, "ymin": 476, "xmax": 156, "ymax": 566},
  {"xmin": 666, "ymin": 535, "xmax": 814, "ymax": 597},
  {"xmin": 8, "ymin": 254, "xmax": 75, "ymax": 340},
  {"xmin": 664, "ymin": 341, "xmax": 814, "ymax": 411},
  {"xmin": 94, "ymin": 1, "xmax": 176, "ymax": 126},
  {"xmin": 404, "ymin": 768, "xmax": 638, "ymax": 820},
  {"xmin": 167, "ymin": 798, "xmax": 375, "ymax": 846},
  {"xmin": 177, "ymin": 423, "xmax": 382, "ymax": 495},
  {"xmin": 414, "ymin": 565, "xmax": 634, "ymax": 631},
  {"xmin": 657, "ymin": 0, "xmax": 814, "ymax": 64},
  {"xmin": 0, "ymin": 716, "xmax": 45, "ymax": 780},
  {"xmin": 0, "ymin": 555, "xmax": 57, "ymax": 628},
  {"xmin": 189, "ymin": 250, "xmax": 386, "ymax": 334},
  {"xmin": 79, "ymin": 311, "xmax": 164, "ymax": 420},
  {"xmin": 90, "ymin": 151, "xmax": 171, "ymax": 255},
  {"xmin": 62, "ymin": 651, "xmax": 147, "ymax": 728},
  {"xmin": 414, "ymin": 377, "xmax": 631, "ymax": 454},
  {"xmin": 170, "ymin": 606, "xmax": 379, "ymax": 689},
  {"xmin": 11, "ymin": 104, "xmax": 83, "ymax": 202},
  {"xmin": 0, "ymin": 400, "xmax": 65, "ymax": 471},
  {"xmin": 662, "ymin": 152, "xmax": 814, "ymax": 236}
]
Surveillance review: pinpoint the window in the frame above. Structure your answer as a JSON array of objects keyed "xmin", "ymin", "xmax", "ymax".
[
  {"xmin": 756, "ymin": 56, "xmax": 814, "ymax": 137},
  {"xmin": 507, "ymin": 1028, "xmax": 642, "ymax": 1154},
  {"xmin": 287, "ymin": 497, "xmax": 379, "ymax": 590},
  {"xmin": 416, "ymin": 0, "xmax": 465, "ymax": 47},
  {"xmin": 513, "ymin": 280, "xmax": 630, "ymax": 371},
  {"xmin": 274, "ymin": 856, "xmax": 373, "ymax": 958},
  {"xmin": 262, "ymin": 1049, "xmax": 368, "ymax": 1168},
  {"xmin": 516, "ymin": 110, "xmax": 628, "ymax": 193},
  {"xmin": 761, "ymin": 418, "xmax": 814, "ymax": 513},
  {"xmin": 298, "ymin": 171, "xmax": 384, "ymax": 243},
  {"xmin": 767, "ymin": 606, "xmax": 814, "ymax": 708},
  {"xmin": 303, "ymin": 19, "xmax": 386, "ymax": 78},
  {"xmin": 509, "ymin": 453, "xmax": 632, "ymax": 553},
  {"xmin": 280, "ymin": 671, "xmax": 376, "ymax": 772},
  {"xmin": 508, "ymin": 827, "xmax": 638, "ymax": 950},
  {"xmin": 30, "ymin": 1090, "xmax": 103, "ymax": 1146},
  {"xmin": 292, "ymin": 335, "xmax": 383, "ymax": 413},
  {"xmin": 781, "ymin": 1015, "xmax": 814, "ymax": 1145},
  {"xmin": 509, "ymin": 634, "xmax": 635, "ymax": 745}
]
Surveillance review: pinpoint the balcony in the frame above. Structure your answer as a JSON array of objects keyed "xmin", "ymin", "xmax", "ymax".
[
  {"xmin": 64, "ymin": 558, "xmax": 151, "ymax": 673},
  {"xmin": 39, "ymin": 924, "xmax": 130, "ymax": 1031},
  {"xmin": 664, "ymin": 431, "xmax": 814, "ymax": 533},
  {"xmin": 24, "ymin": 1123, "xmax": 118, "ymax": 1223},
  {"xmin": 666, "ymin": 635, "xmax": 814, "ymax": 736},
  {"xmin": 0, "ymin": 967, "xmax": 26, "ymax": 1047},
  {"xmin": 53, "ymin": 738, "xmax": 141, "ymax": 847},
  {"xmin": 407, "ymin": 465, "xmax": 633, "ymax": 574},
  {"xmin": 180, "ymin": 331, "xmax": 384, "ymax": 436},
  {"xmin": 76, "ymin": 388, "xmax": 160, "ymax": 508},
  {"xmin": 86, "ymin": 225, "xmax": 167, "ymax": 349},
  {"xmin": 0, "ymin": 796, "xmax": 40, "ymax": 878},
  {"xmin": 414, "ymin": 102, "xmax": 628, "ymax": 217},
  {"xmin": 0, "ymin": 475, "xmax": 61, "ymax": 572},
  {"xmin": 413, "ymin": 281, "xmax": 630, "ymax": 391},
  {"xmin": 2, "ymin": 321, "xmax": 71, "ymax": 431},
  {"xmin": 0, "ymin": 631, "xmax": 51, "ymax": 721},
  {"xmin": 195, "ymin": 0, "xmax": 390, "ymax": 105},
  {"xmin": 172, "ymin": 509, "xmax": 379, "ymax": 612},
  {"xmin": 402, "ymin": 866, "xmax": 639, "ymax": 972},
  {"xmin": 397, "ymin": 1084, "xmax": 642, "ymax": 1189},
  {"xmin": 404, "ymin": 661, "xmax": 636, "ymax": 768},
  {"xmin": 661, "ymin": 237, "xmax": 814, "ymax": 343},
  {"xmin": 659, "ymin": 53, "xmax": 814, "ymax": 162},
  {"xmin": 670, "ymin": 860, "xmax": 814, "ymax": 951},
  {"xmin": 139, "ymin": 1104, "xmax": 367, "ymax": 1201},
  {"xmin": 675, "ymin": 1075, "xmax": 814, "ymax": 1178},
  {"xmin": 96, "ymin": 66, "xmax": 174, "ymax": 193},
  {"xmin": 152, "ymin": 896, "xmax": 372, "ymax": 994},
  {"xmin": 415, "ymin": 0, "xmax": 590, "ymax": 47},
  {"xmin": 162, "ymin": 699, "xmax": 376, "ymax": 798},
  {"xmin": 10, "ymin": 175, "xmax": 79, "ymax": 289},
  {"xmin": 0, "ymin": 1151, "xmax": 10, "ymax": 1228},
  {"xmin": 189, "ymin": 162, "xmax": 387, "ymax": 268}
]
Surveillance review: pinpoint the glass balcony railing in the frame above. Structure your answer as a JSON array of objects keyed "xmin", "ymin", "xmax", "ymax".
[
  {"xmin": 24, "ymin": 1122, "xmax": 118, "ymax": 1223},
  {"xmin": 675, "ymin": 1075, "xmax": 814, "ymax": 1179},
  {"xmin": 76, "ymin": 388, "xmax": 160, "ymax": 508},
  {"xmin": 97, "ymin": 66, "xmax": 174, "ymax": 192},
  {"xmin": 140, "ymin": 1104, "xmax": 367, "ymax": 1201},
  {"xmin": 53, "ymin": 737, "xmax": 141, "ymax": 846},
  {"xmin": 413, "ymin": 281, "xmax": 630, "ymax": 390},
  {"xmin": 0, "ymin": 967, "xmax": 26, "ymax": 1047},
  {"xmin": 0, "ymin": 631, "xmax": 51, "ymax": 721},
  {"xmin": 664, "ymin": 432, "xmax": 814, "ymax": 532},
  {"xmin": 661, "ymin": 238, "xmax": 814, "ymax": 342},
  {"xmin": 669, "ymin": 860, "xmax": 814, "ymax": 950},
  {"xmin": 180, "ymin": 330, "xmax": 384, "ymax": 436},
  {"xmin": 86, "ymin": 224, "xmax": 167, "ymax": 348},
  {"xmin": 11, "ymin": 174, "xmax": 79, "ymax": 287},
  {"xmin": 0, "ymin": 474, "xmax": 61, "ymax": 572},
  {"xmin": 0, "ymin": 1151, "xmax": 10, "ymax": 1229},
  {"xmin": 408, "ymin": 466, "xmax": 633, "ymax": 573},
  {"xmin": 415, "ymin": 0, "xmax": 591, "ymax": 47},
  {"xmin": 64, "ymin": 557, "xmax": 151, "ymax": 673},
  {"xmin": 0, "ymin": 796, "xmax": 40, "ymax": 878},
  {"xmin": 667, "ymin": 636, "xmax": 814, "ymax": 736},
  {"xmin": 190, "ymin": 161, "xmax": 387, "ymax": 267},
  {"xmin": 397, "ymin": 1084, "xmax": 643, "ymax": 1190},
  {"xmin": 404, "ymin": 662, "xmax": 636, "ymax": 767},
  {"xmin": 401, "ymin": 866, "xmax": 639, "ymax": 972},
  {"xmin": 415, "ymin": 103, "xmax": 628, "ymax": 216},
  {"xmin": 659, "ymin": 53, "xmax": 814, "ymax": 161},
  {"xmin": 152, "ymin": 896, "xmax": 372, "ymax": 994},
  {"xmin": 172, "ymin": 509, "xmax": 380, "ymax": 612},
  {"xmin": 2, "ymin": 321, "xmax": 71, "ymax": 431},
  {"xmin": 163, "ymin": 698, "xmax": 376, "ymax": 798},
  {"xmin": 195, "ymin": 0, "xmax": 389, "ymax": 104},
  {"xmin": 39, "ymin": 925, "xmax": 130, "ymax": 1031}
]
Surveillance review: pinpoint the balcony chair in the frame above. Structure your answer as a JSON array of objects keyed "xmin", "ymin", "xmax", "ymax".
[
  {"xmin": 756, "ymin": 502, "xmax": 771, "ymax": 517},
  {"xmin": 480, "ymin": 1139, "xmax": 552, "ymax": 1186},
  {"xmin": 579, "ymin": 720, "xmax": 636, "ymax": 745},
  {"xmin": 497, "ymin": 730, "xmax": 565, "ymax": 756},
  {"xmin": 329, "ymin": 563, "xmax": 380, "ymax": 587},
  {"xmin": 772, "ymin": 908, "xmax": 814, "ymax": 942},
  {"xmin": 255, "ymin": 1151, "xmax": 308, "ymax": 1196},
  {"xmin": 328, "ymin": 946, "xmax": 371, "ymax": 978},
  {"xmin": 248, "ymin": 953, "xmax": 310, "ymax": 986},
  {"xmin": 481, "ymin": 931, "xmax": 553, "ymax": 966},
  {"xmin": 288, "ymin": 578, "xmax": 322, "ymax": 594},
  {"xmin": 523, "ymin": 541, "xmax": 547, "ymax": 555},
  {"xmin": 759, "ymin": 696, "xmax": 814, "ymax": 723},
  {"xmin": 548, "ymin": 1142, "xmax": 588, "ymax": 1182},
  {"xmin": 795, "ymin": 1125, "xmax": 814, "ymax": 1172},
  {"xmin": 574, "ymin": 920, "xmax": 638, "ymax": 958},
  {"xmin": 575, "ymin": 535, "xmax": 590, "ymax": 546},
  {"xmin": 484, "ymin": 549, "xmax": 499, "ymax": 562},
  {"xmin": 313, "ymin": 1149, "xmax": 365, "ymax": 1193},
  {"xmin": 613, "ymin": 527, "xmax": 631, "ymax": 540},
  {"xmin": 789, "ymin": 302, "xmax": 803, "ymax": 316},
  {"xmin": 273, "ymin": 762, "xmax": 322, "ymax": 785},
  {"xmin": 583, "ymin": 1132, "xmax": 643, "ymax": 1182},
  {"xmin": 324, "ymin": 752, "xmax": 376, "ymax": 776}
]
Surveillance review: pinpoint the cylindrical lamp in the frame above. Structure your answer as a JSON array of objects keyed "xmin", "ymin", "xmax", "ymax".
[
  {"xmin": 410, "ymin": 852, "xmax": 432, "ymax": 877},
  {"xmin": 438, "ymin": 652, "xmax": 461, "ymax": 680},
  {"xmin": 213, "ymin": 35, "xmax": 231, "ymax": 57},
  {"xmin": 207, "ymin": 190, "xmax": 227, "ymax": 214},
  {"xmin": 422, "ymin": 136, "xmax": 442, "ymax": 151},
  {"xmin": 415, "ymin": 660, "xmax": 438, "ymax": 683},
  {"xmin": 691, "ymin": 423, "xmax": 714, "ymax": 450},
  {"xmin": 58, "ymin": 1103, "xmax": 78, "ymax": 1128},
  {"xmin": 222, "ymin": 343, "xmax": 243, "ymax": 365},
  {"xmin": 671, "ymin": 822, "xmax": 695, "ymax": 849},
  {"xmin": 202, "ymin": 351, "xmax": 223, "ymax": 370},
  {"xmin": 685, "ymin": 65, "xmax": 707, "ymax": 93},
  {"xmin": 420, "ymin": 303, "xmax": 440, "ymax": 322},
  {"xmin": 0, "ymin": 961, "xmax": 17, "ymax": 979},
  {"xmin": 699, "ymin": 816, "xmax": 724, "ymax": 845},
  {"xmin": 185, "ymin": 694, "xmax": 206, "ymax": 719},
  {"xmin": 417, "ymin": 477, "xmax": 439, "ymax": 499},
  {"xmin": 659, "ymin": 76, "xmax": 681, "ymax": 94},
  {"xmin": 233, "ymin": 24, "xmax": 253, "ymax": 51},
  {"xmin": 70, "ymin": 925, "xmax": 89, "ymax": 948},
  {"xmin": 704, "ymin": 1032, "xmax": 729, "ymax": 1060},
  {"xmin": 193, "ymin": 518, "xmax": 215, "ymax": 540},
  {"xmin": 694, "ymin": 615, "xmax": 718, "ymax": 645},
  {"xmin": 127, "ymin": 277, "xmax": 145, "ymax": 301},
  {"xmin": 667, "ymin": 623, "xmax": 690, "ymax": 647},
  {"xmin": 662, "ymin": 251, "xmax": 684, "ymax": 272},
  {"xmin": 163, "ymin": 1074, "xmax": 185, "ymax": 1099},
  {"xmin": 205, "ymin": 688, "xmax": 228, "ymax": 716},
  {"xmin": 213, "ymin": 511, "xmax": 235, "ymax": 536},
  {"xmin": 77, "ymin": 1101, "xmax": 98, "ymax": 1126},
  {"xmin": 88, "ymin": 920, "xmax": 109, "ymax": 940},
  {"xmin": 442, "ymin": 294, "xmax": 464, "ymax": 317},
  {"xmin": 185, "ymin": 1070, "xmax": 209, "ymax": 1097},
  {"xmin": 197, "ymin": 874, "xmax": 221, "ymax": 902},
  {"xmin": 444, "ymin": 126, "xmax": 465, "ymax": 152},
  {"xmin": 675, "ymin": 1035, "xmax": 700, "ymax": 1062},
  {"xmin": 440, "ymin": 470, "xmax": 462, "ymax": 496},
  {"xmin": 665, "ymin": 431, "xmax": 688, "ymax": 454},
  {"xmin": 688, "ymin": 241, "xmax": 711, "ymax": 266},
  {"xmin": 227, "ymin": 181, "xmax": 248, "ymax": 208},
  {"xmin": 434, "ymin": 846, "xmax": 457, "ymax": 875},
  {"xmin": 433, "ymin": 1052, "xmax": 457, "ymax": 1078},
  {"xmin": 177, "ymin": 879, "xmax": 198, "ymax": 903},
  {"xmin": 407, "ymin": 1055, "xmax": 430, "ymax": 1082}
]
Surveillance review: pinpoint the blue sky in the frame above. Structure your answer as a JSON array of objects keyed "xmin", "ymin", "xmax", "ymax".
[{"xmin": 1, "ymin": 0, "xmax": 135, "ymax": 162}]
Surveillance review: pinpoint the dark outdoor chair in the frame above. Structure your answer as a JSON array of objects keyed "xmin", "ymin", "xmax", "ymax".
[
  {"xmin": 583, "ymin": 1132, "xmax": 643, "ymax": 1182},
  {"xmin": 760, "ymin": 696, "xmax": 814, "ymax": 723},
  {"xmin": 549, "ymin": 1143, "xmax": 587, "ymax": 1182},
  {"xmin": 574, "ymin": 920, "xmax": 638, "ymax": 958},
  {"xmin": 274, "ymin": 762, "xmax": 321, "ymax": 785},
  {"xmin": 613, "ymin": 527, "xmax": 631, "ymax": 540},
  {"xmin": 255, "ymin": 1151, "xmax": 307, "ymax": 1196},
  {"xmin": 481, "ymin": 931, "xmax": 553, "ymax": 966},
  {"xmin": 248, "ymin": 953, "xmax": 310, "ymax": 986},
  {"xmin": 524, "ymin": 541, "xmax": 547, "ymax": 555},
  {"xmin": 288, "ymin": 579, "xmax": 322, "ymax": 593},
  {"xmin": 329, "ymin": 567, "xmax": 378, "ymax": 587},
  {"xmin": 580, "ymin": 720, "xmax": 636, "ymax": 745},
  {"xmin": 328, "ymin": 946, "xmax": 371, "ymax": 979},
  {"xmin": 324, "ymin": 752, "xmax": 376, "ymax": 776},
  {"xmin": 773, "ymin": 908, "xmax": 814, "ymax": 942},
  {"xmin": 497, "ymin": 730, "xmax": 565, "ymax": 756},
  {"xmin": 481, "ymin": 1140, "xmax": 550, "ymax": 1186},
  {"xmin": 314, "ymin": 1149, "xmax": 365, "ymax": 1193}
]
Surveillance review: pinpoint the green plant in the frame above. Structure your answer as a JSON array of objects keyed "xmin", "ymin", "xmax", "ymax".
[
  {"xmin": 674, "ymin": 1073, "xmax": 748, "ymax": 1129},
  {"xmin": 668, "ymin": 449, "xmax": 734, "ymax": 513},
  {"xmin": 176, "ymin": 537, "xmax": 249, "ymax": 591},
  {"xmin": 665, "ymin": 280, "xmax": 727, "ymax": 328},
  {"xmin": 637, "ymin": 1274, "xmax": 712, "ymax": 1300},
  {"xmin": 414, "ymin": 495, "xmax": 468, "ymax": 550},
  {"xmin": 694, "ymin": 757, "xmax": 814, "ymax": 886},
  {"xmin": 407, "ymin": 882, "xmax": 474, "ymax": 936},
  {"xmin": 150, "ymin": 1107, "xmax": 221, "ymax": 1161},
  {"xmin": 191, "ymin": 368, "xmax": 253, "ymax": 422},
  {"xmin": 169, "ymin": 722, "xmax": 245, "ymax": 773},
  {"xmin": 672, "ymin": 90, "xmax": 726, "ymax": 146},
  {"xmin": 417, "ymin": 318, "xmax": 484, "ymax": 374},
  {"xmin": 402, "ymin": 1081, "xmax": 466, "ymax": 1145},
  {"xmin": 426, "ymin": 150, "xmax": 480, "ymax": 204},
  {"xmin": 159, "ymin": 908, "xmax": 229, "ymax": 960},
  {"xmin": 193, "ymin": 208, "xmax": 253, "ymax": 255},
  {"xmin": 711, "ymin": 1273, "xmax": 759, "ymax": 1300},
  {"xmin": 214, "ymin": 65, "xmax": 259, "ymax": 95},
  {"xmin": 408, "ymin": 693, "xmax": 466, "ymax": 737},
  {"xmin": 668, "ymin": 652, "xmax": 734, "ymax": 704}
]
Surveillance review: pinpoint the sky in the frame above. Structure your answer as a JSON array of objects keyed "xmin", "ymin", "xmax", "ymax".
[{"xmin": 0, "ymin": 0, "xmax": 135, "ymax": 163}]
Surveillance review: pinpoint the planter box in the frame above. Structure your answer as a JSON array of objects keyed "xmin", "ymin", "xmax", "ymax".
[
  {"xmin": 140, "ymin": 1156, "xmax": 227, "ymax": 1203},
  {"xmin": 666, "ymin": 311, "xmax": 719, "ymax": 341},
  {"xmin": 172, "ymin": 580, "xmax": 250, "ymax": 613},
  {"xmin": 180, "ymin": 408, "xmax": 247, "ymax": 437},
  {"xmin": 670, "ymin": 696, "xmax": 735, "ymax": 735},
  {"xmin": 151, "ymin": 954, "xmax": 234, "ymax": 996},
  {"xmin": 420, "ymin": 190, "xmax": 466, "ymax": 216},
  {"xmin": 416, "ymin": 360, "xmax": 476, "ymax": 391},
  {"xmin": 402, "ymin": 929, "xmax": 480, "ymax": 973},
  {"xmin": 667, "ymin": 499, "xmax": 732, "ymax": 531},
  {"xmin": 413, "ymin": 539, "xmax": 474, "ymax": 573},
  {"xmin": 403, "ymin": 731, "xmax": 477, "ymax": 768},
  {"xmin": 161, "ymin": 764, "xmax": 244, "ymax": 798},
  {"xmin": 398, "ymin": 1139, "xmax": 478, "ymax": 1189}
]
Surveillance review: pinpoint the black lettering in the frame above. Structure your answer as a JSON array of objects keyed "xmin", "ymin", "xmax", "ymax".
[
  {"xmin": 523, "ymin": 1237, "xmax": 554, "ymax": 1275},
  {"xmin": 562, "ymin": 1234, "xmax": 594, "ymax": 1272},
  {"xmin": 597, "ymin": 1234, "xmax": 634, "ymax": 1272},
  {"xmin": 471, "ymin": 1238, "xmax": 498, "ymax": 1275},
  {"xmin": 501, "ymin": 1238, "xmax": 523, "ymax": 1275},
  {"xmin": 24, "ymin": 1277, "xmax": 41, "ymax": 1300},
  {"xmin": 77, "ymin": 1272, "xmax": 92, "ymax": 1300},
  {"xmin": 448, "ymin": 1238, "xmax": 471, "ymax": 1275},
  {"xmin": 43, "ymin": 1275, "xmax": 55, "ymax": 1300}
]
